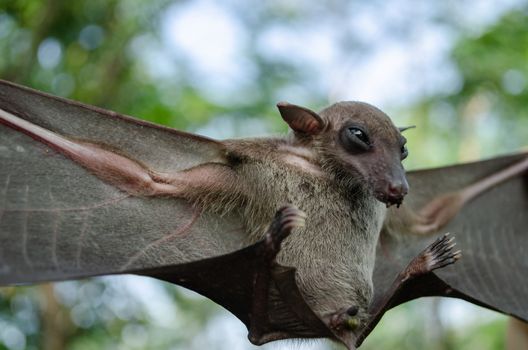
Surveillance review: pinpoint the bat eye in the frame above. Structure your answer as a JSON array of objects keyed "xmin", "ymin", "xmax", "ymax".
[
  {"xmin": 348, "ymin": 127, "xmax": 370, "ymax": 146},
  {"xmin": 401, "ymin": 145, "xmax": 408, "ymax": 160},
  {"xmin": 340, "ymin": 126, "xmax": 371, "ymax": 152}
]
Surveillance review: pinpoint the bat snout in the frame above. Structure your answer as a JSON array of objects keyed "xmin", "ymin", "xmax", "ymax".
[
  {"xmin": 374, "ymin": 177, "xmax": 409, "ymax": 207},
  {"xmin": 387, "ymin": 180, "xmax": 408, "ymax": 202}
]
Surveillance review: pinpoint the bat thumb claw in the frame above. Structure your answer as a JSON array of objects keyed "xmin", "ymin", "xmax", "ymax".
[{"xmin": 264, "ymin": 205, "xmax": 306, "ymax": 258}]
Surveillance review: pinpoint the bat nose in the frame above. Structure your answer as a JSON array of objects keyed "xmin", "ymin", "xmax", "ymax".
[{"xmin": 387, "ymin": 179, "xmax": 409, "ymax": 203}]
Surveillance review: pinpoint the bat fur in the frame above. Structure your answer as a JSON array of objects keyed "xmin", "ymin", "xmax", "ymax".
[{"xmin": 3, "ymin": 85, "xmax": 526, "ymax": 344}]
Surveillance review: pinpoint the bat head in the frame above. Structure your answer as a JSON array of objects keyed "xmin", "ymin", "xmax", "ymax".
[{"xmin": 277, "ymin": 101, "xmax": 410, "ymax": 207}]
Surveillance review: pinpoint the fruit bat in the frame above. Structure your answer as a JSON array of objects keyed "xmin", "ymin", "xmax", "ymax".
[{"xmin": 0, "ymin": 79, "xmax": 527, "ymax": 349}]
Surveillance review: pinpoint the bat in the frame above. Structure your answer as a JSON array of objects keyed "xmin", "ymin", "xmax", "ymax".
[{"xmin": 0, "ymin": 79, "xmax": 526, "ymax": 349}]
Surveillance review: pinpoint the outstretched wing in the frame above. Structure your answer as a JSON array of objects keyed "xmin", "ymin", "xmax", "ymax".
[
  {"xmin": 0, "ymin": 80, "xmax": 336, "ymax": 346},
  {"xmin": 375, "ymin": 153, "xmax": 528, "ymax": 321},
  {"xmin": 0, "ymin": 79, "xmax": 247, "ymax": 284}
]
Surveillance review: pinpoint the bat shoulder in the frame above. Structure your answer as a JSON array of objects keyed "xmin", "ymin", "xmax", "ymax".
[{"xmin": 223, "ymin": 137, "xmax": 324, "ymax": 177}]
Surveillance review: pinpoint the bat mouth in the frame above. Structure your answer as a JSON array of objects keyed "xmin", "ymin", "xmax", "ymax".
[
  {"xmin": 372, "ymin": 177, "xmax": 408, "ymax": 208},
  {"xmin": 374, "ymin": 190, "xmax": 404, "ymax": 208}
]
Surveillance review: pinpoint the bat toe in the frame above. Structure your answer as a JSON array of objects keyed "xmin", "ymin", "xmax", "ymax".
[
  {"xmin": 401, "ymin": 233, "xmax": 462, "ymax": 281},
  {"xmin": 426, "ymin": 233, "xmax": 462, "ymax": 271}
]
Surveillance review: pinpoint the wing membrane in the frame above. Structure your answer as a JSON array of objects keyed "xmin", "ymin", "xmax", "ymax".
[
  {"xmin": 378, "ymin": 153, "xmax": 528, "ymax": 321},
  {"xmin": 0, "ymin": 79, "xmax": 246, "ymax": 284}
]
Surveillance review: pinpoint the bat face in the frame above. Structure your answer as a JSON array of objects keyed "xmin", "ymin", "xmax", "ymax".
[{"xmin": 318, "ymin": 102, "xmax": 409, "ymax": 207}]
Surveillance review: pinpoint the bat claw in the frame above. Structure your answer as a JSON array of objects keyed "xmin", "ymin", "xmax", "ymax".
[
  {"xmin": 402, "ymin": 233, "xmax": 462, "ymax": 280},
  {"xmin": 426, "ymin": 233, "xmax": 462, "ymax": 271},
  {"xmin": 264, "ymin": 205, "xmax": 306, "ymax": 258}
]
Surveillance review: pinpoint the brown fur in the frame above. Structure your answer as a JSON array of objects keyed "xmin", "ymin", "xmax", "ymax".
[
  {"xmin": 1, "ymin": 98, "xmax": 407, "ymax": 328},
  {"xmin": 186, "ymin": 101, "xmax": 408, "ymax": 325}
]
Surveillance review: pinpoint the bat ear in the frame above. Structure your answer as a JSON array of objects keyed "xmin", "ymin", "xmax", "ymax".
[
  {"xmin": 277, "ymin": 101, "xmax": 326, "ymax": 135},
  {"xmin": 398, "ymin": 125, "xmax": 416, "ymax": 133}
]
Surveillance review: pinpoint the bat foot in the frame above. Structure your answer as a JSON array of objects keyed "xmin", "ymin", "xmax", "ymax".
[
  {"xmin": 426, "ymin": 232, "xmax": 462, "ymax": 270},
  {"xmin": 404, "ymin": 233, "xmax": 461, "ymax": 280},
  {"xmin": 264, "ymin": 205, "xmax": 306, "ymax": 258}
]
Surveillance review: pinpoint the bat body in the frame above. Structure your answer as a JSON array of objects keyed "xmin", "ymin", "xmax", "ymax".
[
  {"xmin": 0, "ymin": 93, "xmax": 404, "ymax": 332},
  {"xmin": 0, "ymin": 79, "xmax": 527, "ymax": 349}
]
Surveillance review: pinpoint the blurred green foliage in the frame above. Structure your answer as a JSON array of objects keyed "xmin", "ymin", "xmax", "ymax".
[
  {"xmin": 0, "ymin": 0, "xmax": 527, "ymax": 349},
  {"xmin": 404, "ymin": 9, "xmax": 528, "ymax": 169}
]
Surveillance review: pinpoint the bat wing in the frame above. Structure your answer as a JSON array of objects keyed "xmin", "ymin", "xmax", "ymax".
[
  {"xmin": 0, "ymin": 80, "xmax": 334, "ymax": 346},
  {"xmin": 0, "ymin": 79, "xmax": 249, "ymax": 284},
  {"xmin": 373, "ymin": 152, "xmax": 528, "ymax": 322}
]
